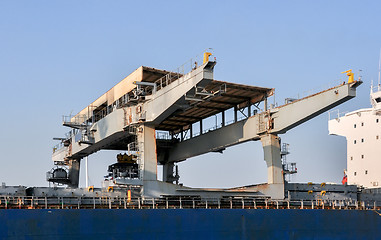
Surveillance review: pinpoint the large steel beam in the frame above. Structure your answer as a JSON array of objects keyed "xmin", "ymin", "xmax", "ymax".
[
  {"xmin": 165, "ymin": 82, "xmax": 361, "ymax": 163},
  {"xmin": 144, "ymin": 61, "xmax": 216, "ymax": 125},
  {"xmin": 270, "ymin": 82, "xmax": 360, "ymax": 134}
]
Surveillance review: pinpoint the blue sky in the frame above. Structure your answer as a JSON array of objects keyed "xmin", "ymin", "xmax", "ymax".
[{"xmin": 0, "ymin": 1, "xmax": 380, "ymax": 188}]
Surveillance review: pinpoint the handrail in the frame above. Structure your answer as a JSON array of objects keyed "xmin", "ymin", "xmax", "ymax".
[
  {"xmin": 328, "ymin": 109, "xmax": 348, "ymax": 121},
  {"xmin": 0, "ymin": 195, "xmax": 379, "ymax": 210}
]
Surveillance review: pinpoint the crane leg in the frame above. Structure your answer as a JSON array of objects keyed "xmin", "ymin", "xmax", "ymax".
[
  {"xmin": 68, "ymin": 160, "xmax": 81, "ymax": 188},
  {"xmin": 260, "ymin": 134, "xmax": 284, "ymax": 199}
]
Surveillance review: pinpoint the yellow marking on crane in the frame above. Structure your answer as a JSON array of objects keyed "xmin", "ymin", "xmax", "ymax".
[
  {"xmin": 203, "ymin": 52, "xmax": 212, "ymax": 64},
  {"xmin": 342, "ymin": 69, "xmax": 354, "ymax": 83}
]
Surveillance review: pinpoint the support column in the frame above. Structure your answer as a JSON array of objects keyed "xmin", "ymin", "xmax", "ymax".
[
  {"xmin": 260, "ymin": 134, "xmax": 284, "ymax": 199},
  {"xmin": 248, "ymin": 102, "xmax": 252, "ymax": 117},
  {"xmin": 221, "ymin": 111, "xmax": 225, "ymax": 127},
  {"xmin": 68, "ymin": 159, "xmax": 81, "ymax": 188},
  {"xmin": 180, "ymin": 126, "xmax": 184, "ymax": 141},
  {"xmin": 234, "ymin": 106, "xmax": 238, "ymax": 122},
  {"xmin": 139, "ymin": 125, "xmax": 157, "ymax": 181},
  {"xmin": 163, "ymin": 162, "xmax": 179, "ymax": 184},
  {"xmin": 260, "ymin": 134, "xmax": 283, "ymax": 184}
]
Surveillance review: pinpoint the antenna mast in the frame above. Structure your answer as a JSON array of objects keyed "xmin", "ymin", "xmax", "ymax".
[{"xmin": 378, "ymin": 48, "xmax": 381, "ymax": 90}]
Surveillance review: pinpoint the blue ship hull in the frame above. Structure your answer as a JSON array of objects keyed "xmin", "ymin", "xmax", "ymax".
[{"xmin": 1, "ymin": 209, "xmax": 381, "ymax": 239}]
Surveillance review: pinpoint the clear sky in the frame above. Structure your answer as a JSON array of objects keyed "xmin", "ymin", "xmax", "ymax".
[{"xmin": 0, "ymin": 0, "xmax": 380, "ymax": 188}]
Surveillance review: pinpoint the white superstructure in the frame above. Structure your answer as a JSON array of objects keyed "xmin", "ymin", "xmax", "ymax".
[{"xmin": 329, "ymin": 85, "xmax": 381, "ymax": 188}]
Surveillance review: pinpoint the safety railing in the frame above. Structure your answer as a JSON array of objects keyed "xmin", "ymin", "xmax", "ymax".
[
  {"xmin": 328, "ymin": 109, "xmax": 348, "ymax": 121},
  {"xmin": 62, "ymin": 114, "xmax": 88, "ymax": 125},
  {"xmin": 52, "ymin": 142, "xmax": 65, "ymax": 153},
  {"xmin": 155, "ymin": 114, "xmax": 250, "ymax": 141},
  {"xmin": 1, "ymin": 195, "xmax": 380, "ymax": 210},
  {"xmin": 156, "ymin": 131, "xmax": 171, "ymax": 140},
  {"xmin": 371, "ymin": 84, "xmax": 381, "ymax": 93},
  {"xmin": 285, "ymin": 79, "xmax": 346, "ymax": 105},
  {"xmin": 154, "ymin": 50, "xmax": 214, "ymax": 93}
]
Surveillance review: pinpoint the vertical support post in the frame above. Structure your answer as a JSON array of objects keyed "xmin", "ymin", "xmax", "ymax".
[
  {"xmin": 163, "ymin": 162, "xmax": 176, "ymax": 183},
  {"xmin": 264, "ymin": 97, "xmax": 268, "ymax": 111},
  {"xmin": 200, "ymin": 120, "xmax": 203, "ymax": 135},
  {"xmin": 68, "ymin": 159, "xmax": 81, "ymax": 188},
  {"xmin": 139, "ymin": 125, "xmax": 158, "ymax": 182},
  {"xmin": 180, "ymin": 126, "xmax": 184, "ymax": 141},
  {"xmin": 189, "ymin": 124, "xmax": 193, "ymax": 138},
  {"xmin": 221, "ymin": 111, "xmax": 225, "ymax": 127},
  {"xmin": 260, "ymin": 134, "xmax": 284, "ymax": 185},
  {"xmin": 85, "ymin": 156, "xmax": 89, "ymax": 188},
  {"xmin": 248, "ymin": 101, "xmax": 252, "ymax": 117},
  {"xmin": 234, "ymin": 106, "xmax": 238, "ymax": 123},
  {"xmin": 260, "ymin": 134, "xmax": 285, "ymax": 199}
]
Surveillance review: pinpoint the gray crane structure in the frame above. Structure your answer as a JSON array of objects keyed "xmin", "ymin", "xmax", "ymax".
[{"xmin": 49, "ymin": 55, "xmax": 361, "ymax": 199}]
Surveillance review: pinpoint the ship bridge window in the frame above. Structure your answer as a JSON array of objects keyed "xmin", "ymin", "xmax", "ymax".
[
  {"xmin": 377, "ymin": 119, "xmax": 379, "ymax": 123},
  {"xmin": 354, "ymin": 172, "xmax": 357, "ymax": 176},
  {"xmin": 354, "ymin": 140, "xmax": 357, "ymax": 144},
  {"xmin": 375, "ymin": 97, "xmax": 381, "ymax": 103},
  {"xmin": 354, "ymin": 124, "xmax": 356, "ymax": 128}
]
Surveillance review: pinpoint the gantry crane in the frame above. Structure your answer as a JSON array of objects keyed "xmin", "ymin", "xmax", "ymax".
[{"xmin": 49, "ymin": 53, "xmax": 362, "ymax": 199}]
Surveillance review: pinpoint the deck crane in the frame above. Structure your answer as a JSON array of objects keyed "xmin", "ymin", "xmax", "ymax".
[{"xmin": 49, "ymin": 53, "xmax": 362, "ymax": 199}]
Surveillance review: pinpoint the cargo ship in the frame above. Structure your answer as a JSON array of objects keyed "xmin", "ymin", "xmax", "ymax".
[{"xmin": 1, "ymin": 52, "xmax": 381, "ymax": 239}]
